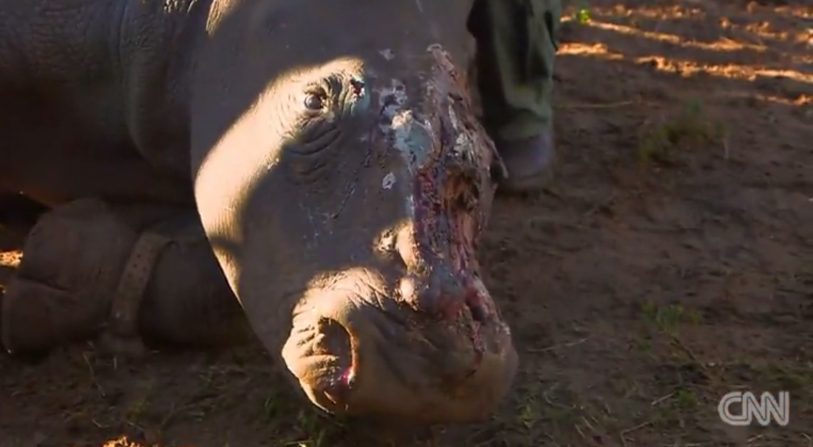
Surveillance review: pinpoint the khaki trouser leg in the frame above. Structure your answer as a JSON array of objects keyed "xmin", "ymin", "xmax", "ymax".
[{"xmin": 467, "ymin": 0, "xmax": 562, "ymax": 141}]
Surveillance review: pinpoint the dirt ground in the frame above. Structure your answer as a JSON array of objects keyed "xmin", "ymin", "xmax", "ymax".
[{"xmin": 1, "ymin": 0, "xmax": 811, "ymax": 446}]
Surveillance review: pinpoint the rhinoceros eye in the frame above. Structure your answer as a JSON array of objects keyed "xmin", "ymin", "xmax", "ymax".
[{"xmin": 303, "ymin": 91, "xmax": 326, "ymax": 111}]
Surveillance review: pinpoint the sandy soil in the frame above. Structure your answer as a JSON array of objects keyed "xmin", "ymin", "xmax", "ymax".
[{"xmin": 1, "ymin": 0, "xmax": 811, "ymax": 446}]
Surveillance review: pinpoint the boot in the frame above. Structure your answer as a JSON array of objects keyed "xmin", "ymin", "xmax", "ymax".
[{"xmin": 494, "ymin": 130, "xmax": 556, "ymax": 194}]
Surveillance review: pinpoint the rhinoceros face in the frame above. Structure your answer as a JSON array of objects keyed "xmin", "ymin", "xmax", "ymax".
[{"xmin": 189, "ymin": 0, "xmax": 516, "ymax": 424}]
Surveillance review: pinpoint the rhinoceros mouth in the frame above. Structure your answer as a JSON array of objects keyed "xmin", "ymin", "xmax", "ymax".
[{"xmin": 280, "ymin": 273, "xmax": 514, "ymax": 420}]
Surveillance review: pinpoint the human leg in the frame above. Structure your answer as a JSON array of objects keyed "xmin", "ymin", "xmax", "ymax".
[{"xmin": 467, "ymin": 0, "xmax": 562, "ymax": 193}]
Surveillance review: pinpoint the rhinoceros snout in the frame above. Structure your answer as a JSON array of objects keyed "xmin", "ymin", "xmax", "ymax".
[
  {"xmin": 281, "ymin": 265, "xmax": 517, "ymax": 424},
  {"xmin": 397, "ymin": 261, "xmax": 493, "ymax": 324}
]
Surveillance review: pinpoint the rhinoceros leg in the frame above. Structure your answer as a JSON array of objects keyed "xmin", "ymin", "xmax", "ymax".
[{"xmin": 1, "ymin": 198, "xmax": 250, "ymax": 357}]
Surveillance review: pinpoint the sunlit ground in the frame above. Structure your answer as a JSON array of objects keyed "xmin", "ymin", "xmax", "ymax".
[
  {"xmin": 0, "ymin": 250, "xmax": 21, "ymax": 269},
  {"xmin": 561, "ymin": 3, "xmax": 812, "ymax": 85},
  {"xmin": 561, "ymin": 39, "xmax": 812, "ymax": 85}
]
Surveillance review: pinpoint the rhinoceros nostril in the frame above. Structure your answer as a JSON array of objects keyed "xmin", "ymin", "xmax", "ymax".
[
  {"xmin": 466, "ymin": 294, "xmax": 488, "ymax": 323},
  {"xmin": 313, "ymin": 317, "xmax": 355, "ymax": 394},
  {"xmin": 317, "ymin": 317, "xmax": 352, "ymax": 358},
  {"xmin": 398, "ymin": 266, "xmax": 491, "ymax": 322},
  {"xmin": 490, "ymin": 158, "xmax": 508, "ymax": 183}
]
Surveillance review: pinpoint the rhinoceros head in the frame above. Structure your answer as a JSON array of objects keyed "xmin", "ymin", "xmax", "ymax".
[{"xmin": 189, "ymin": 0, "xmax": 516, "ymax": 424}]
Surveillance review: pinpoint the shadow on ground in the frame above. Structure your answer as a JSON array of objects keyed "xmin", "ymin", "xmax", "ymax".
[{"xmin": 1, "ymin": 0, "xmax": 811, "ymax": 446}]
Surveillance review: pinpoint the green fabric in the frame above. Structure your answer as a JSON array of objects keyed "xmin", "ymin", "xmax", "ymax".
[{"xmin": 467, "ymin": 0, "xmax": 562, "ymax": 141}]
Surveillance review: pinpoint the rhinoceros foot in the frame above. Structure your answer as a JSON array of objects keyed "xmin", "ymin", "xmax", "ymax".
[
  {"xmin": 1, "ymin": 199, "xmax": 249, "ymax": 357},
  {"xmin": 1, "ymin": 199, "xmax": 141, "ymax": 355}
]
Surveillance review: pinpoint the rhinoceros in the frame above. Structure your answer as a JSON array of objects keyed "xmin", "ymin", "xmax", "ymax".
[{"xmin": 0, "ymin": 0, "xmax": 518, "ymax": 424}]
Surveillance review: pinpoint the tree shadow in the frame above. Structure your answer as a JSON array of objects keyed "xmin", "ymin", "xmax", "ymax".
[
  {"xmin": 553, "ymin": 0, "xmax": 810, "ymax": 171},
  {"xmin": 558, "ymin": 0, "xmax": 810, "ymax": 104}
]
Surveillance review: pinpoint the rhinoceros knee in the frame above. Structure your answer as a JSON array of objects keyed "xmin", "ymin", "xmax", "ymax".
[{"xmin": 136, "ymin": 213, "xmax": 250, "ymax": 349}]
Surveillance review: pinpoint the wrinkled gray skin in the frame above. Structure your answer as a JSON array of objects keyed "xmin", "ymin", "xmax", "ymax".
[{"xmin": 0, "ymin": 0, "xmax": 517, "ymax": 423}]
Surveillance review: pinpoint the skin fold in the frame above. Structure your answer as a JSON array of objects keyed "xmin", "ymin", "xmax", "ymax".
[{"xmin": 0, "ymin": 0, "xmax": 518, "ymax": 423}]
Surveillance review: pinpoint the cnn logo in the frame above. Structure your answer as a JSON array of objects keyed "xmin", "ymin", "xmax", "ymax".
[{"xmin": 718, "ymin": 391, "xmax": 789, "ymax": 427}]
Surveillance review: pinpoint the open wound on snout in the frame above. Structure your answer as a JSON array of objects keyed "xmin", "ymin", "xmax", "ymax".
[
  {"xmin": 377, "ymin": 45, "xmax": 497, "ymax": 365},
  {"xmin": 413, "ymin": 110, "xmax": 491, "ymax": 360}
]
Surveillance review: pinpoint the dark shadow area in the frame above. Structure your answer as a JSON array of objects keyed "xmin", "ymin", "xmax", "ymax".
[{"xmin": 0, "ymin": 193, "xmax": 47, "ymax": 227}]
